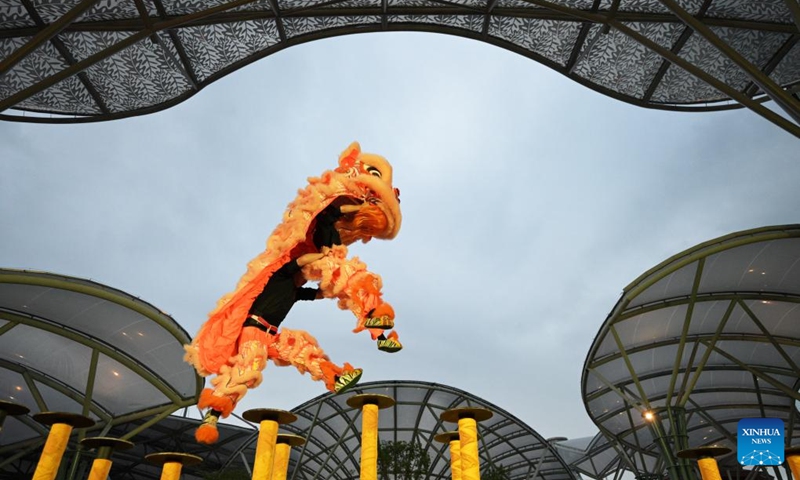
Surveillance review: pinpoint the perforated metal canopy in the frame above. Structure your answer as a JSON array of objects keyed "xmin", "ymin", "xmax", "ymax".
[
  {"xmin": 216, "ymin": 380, "xmax": 579, "ymax": 480},
  {"xmin": 582, "ymin": 225, "xmax": 800, "ymax": 479},
  {"xmin": 1, "ymin": 1, "xmax": 799, "ymax": 136},
  {"xmin": 0, "ymin": 268, "xmax": 202, "ymax": 472}
]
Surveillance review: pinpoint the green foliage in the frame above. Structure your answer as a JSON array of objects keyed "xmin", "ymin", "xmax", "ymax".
[
  {"xmin": 202, "ymin": 468, "xmax": 250, "ymax": 480},
  {"xmin": 482, "ymin": 463, "xmax": 511, "ymax": 480},
  {"xmin": 377, "ymin": 440, "xmax": 431, "ymax": 480}
]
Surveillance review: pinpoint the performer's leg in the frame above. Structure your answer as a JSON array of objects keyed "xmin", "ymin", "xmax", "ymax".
[
  {"xmin": 338, "ymin": 272, "xmax": 402, "ymax": 353},
  {"xmin": 268, "ymin": 328, "xmax": 362, "ymax": 394},
  {"xmin": 303, "ymin": 248, "xmax": 402, "ymax": 352},
  {"xmin": 196, "ymin": 326, "xmax": 272, "ymax": 444}
]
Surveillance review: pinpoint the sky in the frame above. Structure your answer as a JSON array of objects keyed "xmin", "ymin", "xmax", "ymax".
[{"xmin": 1, "ymin": 31, "xmax": 800, "ymax": 444}]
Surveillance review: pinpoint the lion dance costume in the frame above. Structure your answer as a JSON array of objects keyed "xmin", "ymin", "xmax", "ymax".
[{"xmin": 184, "ymin": 142, "xmax": 402, "ymax": 444}]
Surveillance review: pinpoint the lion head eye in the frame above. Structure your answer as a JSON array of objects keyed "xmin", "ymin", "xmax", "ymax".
[{"xmin": 365, "ymin": 166, "xmax": 382, "ymax": 178}]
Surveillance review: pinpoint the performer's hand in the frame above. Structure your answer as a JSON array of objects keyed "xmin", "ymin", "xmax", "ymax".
[
  {"xmin": 296, "ymin": 252, "xmax": 324, "ymax": 267},
  {"xmin": 339, "ymin": 203, "xmax": 363, "ymax": 214}
]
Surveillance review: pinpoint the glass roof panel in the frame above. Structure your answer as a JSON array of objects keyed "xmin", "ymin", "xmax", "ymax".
[
  {"xmin": 613, "ymin": 305, "xmax": 688, "ymax": 350},
  {"xmin": 0, "ymin": 269, "xmax": 201, "ymax": 464},
  {"xmin": 35, "ymin": 380, "xmax": 101, "ymax": 421},
  {"xmin": 0, "ymin": 416, "xmax": 39, "ymax": 447},
  {"xmin": 699, "ymin": 239, "xmax": 800, "ymax": 294},
  {"xmin": 628, "ymin": 261, "xmax": 698, "ymax": 309},
  {"xmin": 92, "ymin": 353, "xmax": 171, "ymax": 415},
  {"xmin": 584, "ymin": 226, "xmax": 800, "ymax": 480},
  {"xmin": 0, "ymin": 370, "xmax": 35, "ymax": 409},
  {"xmin": 744, "ymin": 300, "xmax": 800, "ymax": 337},
  {"xmin": 0, "ymin": 324, "xmax": 91, "ymax": 392},
  {"xmin": 688, "ymin": 299, "xmax": 740, "ymax": 334}
]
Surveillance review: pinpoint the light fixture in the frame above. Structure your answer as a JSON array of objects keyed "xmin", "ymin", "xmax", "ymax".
[{"xmin": 643, "ymin": 410, "xmax": 655, "ymax": 421}]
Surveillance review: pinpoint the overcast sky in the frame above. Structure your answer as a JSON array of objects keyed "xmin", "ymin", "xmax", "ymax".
[{"xmin": 2, "ymin": 31, "xmax": 799, "ymax": 442}]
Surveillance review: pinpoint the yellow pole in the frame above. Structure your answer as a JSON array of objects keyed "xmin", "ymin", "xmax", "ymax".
[
  {"xmin": 242, "ymin": 409, "xmax": 297, "ymax": 480},
  {"xmin": 272, "ymin": 442, "xmax": 291, "ymax": 480},
  {"xmin": 160, "ymin": 461, "xmax": 182, "ymax": 480},
  {"xmin": 440, "ymin": 408, "xmax": 493, "ymax": 480},
  {"xmin": 361, "ymin": 403, "xmax": 379, "ymax": 480},
  {"xmin": 253, "ymin": 419, "xmax": 279, "ymax": 480},
  {"xmin": 33, "ymin": 423, "xmax": 73, "ymax": 480},
  {"xmin": 31, "ymin": 412, "xmax": 94, "ymax": 480},
  {"xmin": 145, "ymin": 452, "xmax": 203, "ymax": 480},
  {"xmin": 81, "ymin": 436, "xmax": 135, "ymax": 480},
  {"xmin": 458, "ymin": 417, "xmax": 479, "ymax": 480},
  {"xmin": 86, "ymin": 458, "xmax": 112, "ymax": 480},
  {"xmin": 434, "ymin": 431, "xmax": 462, "ymax": 480},
  {"xmin": 272, "ymin": 434, "xmax": 305, "ymax": 480},
  {"xmin": 786, "ymin": 446, "xmax": 800, "ymax": 480},
  {"xmin": 676, "ymin": 446, "xmax": 731, "ymax": 480},
  {"xmin": 346, "ymin": 394, "xmax": 395, "ymax": 480},
  {"xmin": 449, "ymin": 437, "xmax": 462, "ymax": 480},
  {"xmin": 697, "ymin": 457, "xmax": 722, "ymax": 480}
]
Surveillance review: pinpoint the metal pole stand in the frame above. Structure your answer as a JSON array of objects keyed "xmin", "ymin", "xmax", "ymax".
[
  {"xmin": 242, "ymin": 408, "xmax": 297, "ymax": 480},
  {"xmin": 440, "ymin": 408, "xmax": 493, "ymax": 480},
  {"xmin": 32, "ymin": 412, "xmax": 95, "ymax": 480}
]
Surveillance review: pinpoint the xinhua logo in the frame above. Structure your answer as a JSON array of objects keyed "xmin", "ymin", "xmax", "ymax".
[{"xmin": 738, "ymin": 418, "xmax": 784, "ymax": 466}]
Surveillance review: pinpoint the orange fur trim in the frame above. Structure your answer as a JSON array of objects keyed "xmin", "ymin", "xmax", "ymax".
[
  {"xmin": 371, "ymin": 303, "xmax": 394, "ymax": 319},
  {"xmin": 270, "ymin": 328, "xmax": 331, "ymax": 382},
  {"xmin": 198, "ymin": 388, "xmax": 234, "ymax": 418},
  {"xmin": 319, "ymin": 360, "xmax": 343, "ymax": 391},
  {"xmin": 337, "ymin": 204, "xmax": 389, "ymax": 245},
  {"xmin": 195, "ymin": 424, "xmax": 220, "ymax": 445},
  {"xmin": 187, "ymin": 144, "xmax": 401, "ymax": 376}
]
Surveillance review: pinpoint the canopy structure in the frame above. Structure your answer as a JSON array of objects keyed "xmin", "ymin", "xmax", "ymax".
[
  {"xmin": 582, "ymin": 225, "xmax": 800, "ymax": 480},
  {"xmin": 218, "ymin": 380, "xmax": 578, "ymax": 480},
  {"xmin": 552, "ymin": 434, "xmax": 627, "ymax": 480},
  {"xmin": 0, "ymin": 1, "xmax": 799, "ymax": 136},
  {"xmin": 0, "ymin": 268, "xmax": 202, "ymax": 477}
]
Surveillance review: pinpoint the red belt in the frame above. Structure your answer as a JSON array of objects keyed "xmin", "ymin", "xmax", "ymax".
[{"xmin": 248, "ymin": 315, "xmax": 279, "ymax": 335}]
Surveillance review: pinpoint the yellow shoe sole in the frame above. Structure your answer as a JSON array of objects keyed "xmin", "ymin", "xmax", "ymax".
[
  {"xmin": 364, "ymin": 315, "xmax": 394, "ymax": 329},
  {"xmin": 335, "ymin": 368, "xmax": 363, "ymax": 394},
  {"xmin": 377, "ymin": 338, "xmax": 402, "ymax": 353}
]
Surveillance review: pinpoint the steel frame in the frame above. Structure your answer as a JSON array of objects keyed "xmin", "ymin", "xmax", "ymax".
[
  {"xmin": 581, "ymin": 225, "xmax": 800, "ymax": 480},
  {"xmin": 0, "ymin": 0, "xmax": 798, "ymax": 137},
  {"xmin": 0, "ymin": 270, "xmax": 203, "ymax": 478}
]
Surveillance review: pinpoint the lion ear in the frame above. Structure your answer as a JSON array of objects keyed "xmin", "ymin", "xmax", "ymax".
[{"xmin": 338, "ymin": 142, "xmax": 361, "ymax": 169}]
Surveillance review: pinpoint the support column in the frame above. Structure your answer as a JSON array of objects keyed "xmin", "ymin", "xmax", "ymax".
[
  {"xmin": 31, "ymin": 412, "xmax": 95, "ymax": 480},
  {"xmin": 145, "ymin": 452, "xmax": 203, "ymax": 480},
  {"xmin": 80, "ymin": 437, "xmax": 134, "ymax": 480},
  {"xmin": 785, "ymin": 446, "xmax": 800, "ymax": 480},
  {"xmin": 346, "ymin": 394, "xmax": 395, "ymax": 480},
  {"xmin": 643, "ymin": 407, "xmax": 692, "ymax": 480},
  {"xmin": 272, "ymin": 433, "xmax": 305, "ymax": 480},
  {"xmin": 677, "ymin": 446, "xmax": 731, "ymax": 480},
  {"xmin": 434, "ymin": 431, "xmax": 462, "ymax": 480},
  {"xmin": 242, "ymin": 408, "xmax": 297, "ymax": 480},
  {"xmin": 441, "ymin": 407, "xmax": 493, "ymax": 480}
]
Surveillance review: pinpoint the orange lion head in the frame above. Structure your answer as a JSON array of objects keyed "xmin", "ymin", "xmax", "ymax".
[{"xmin": 328, "ymin": 142, "xmax": 402, "ymax": 245}]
